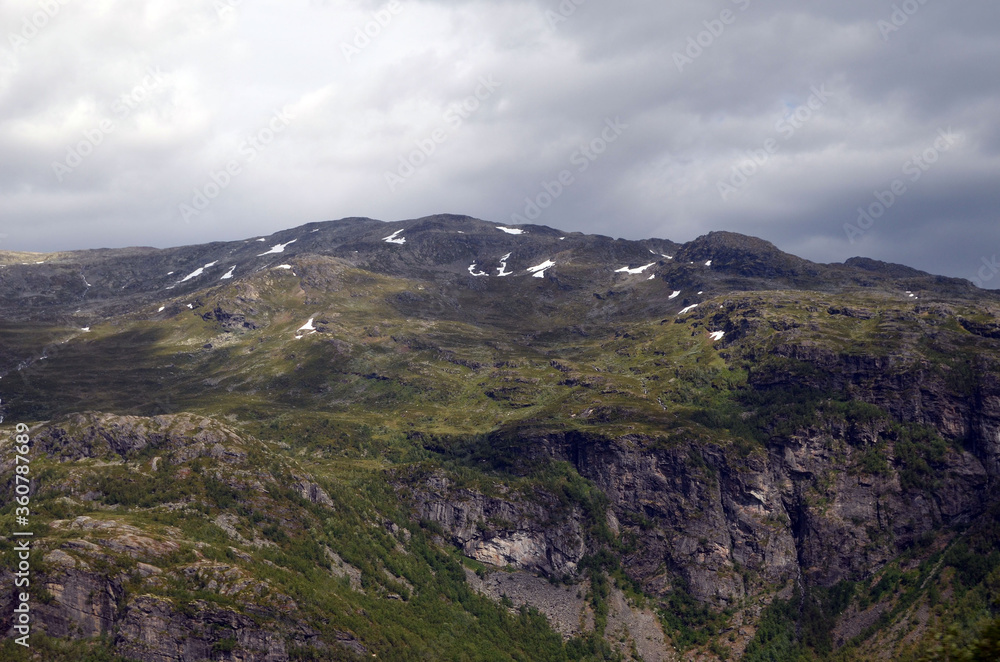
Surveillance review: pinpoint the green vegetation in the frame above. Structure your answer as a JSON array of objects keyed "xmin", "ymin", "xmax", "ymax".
[{"xmin": 1, "ymin": 251, "xmax": 998, "ymax": 660}]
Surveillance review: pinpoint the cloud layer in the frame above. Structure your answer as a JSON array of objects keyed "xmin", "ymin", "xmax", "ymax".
[{"xmin": 2, "ymin": 0, "xmax": 999, "ymax": 286}]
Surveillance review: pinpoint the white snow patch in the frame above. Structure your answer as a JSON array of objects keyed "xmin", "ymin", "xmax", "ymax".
[
  {"xmin": 298, "ymin": 318, "xmax": 316, "ymax": 333},
  {"xmin": 178, "ymin": 260, "xmax": 221, "ymax": 283},
  {"xmin": 82, "ymin": 275, "xmax": 91, "ymax": 287},
  {"xmin": 256, "ymin": 238, "xmax": 267, "ymax": 242},
  {"xmin": 708, "ymin": 331, "xmax": 725, "ymax": 341},
  {"xmin": 186, "ymin": 304, "xmax": 193, "ymax": 309},
  {"xmin": 662, "ymin": 255, "xmax": 673, "ymax": 259},
  {"xmin": 678, "ymin": 304, "xmax": 698, "ymax": 315},
  {"xmin": 698, "ymin": 291, "xmax": 704, "ymax": 295},
  {"xmin": 468, "ymin": 263, "xmax": 489, "ymax": 277},
  {"xmin": 648, "ymin": 274, "xmax": 656, "ymax": 280},
  {"xmin": 615, "ymin": 262, "xmax": 655, "ymax": 275},
  {"xmin": 167, "ymin": 271, "xmax": 174, "ymax": 276},
  {"xmin": 383, "ymin": 229, "xmax": 406, "ymax": 244},
  {"xmin": 705, "ymin": 260, "xmax": 712, "ymax": 267},
  {"xmin": 527, "ymin": 260, "xmax": 555, "ymax": 278},
  {"xmin": 669, "ymin": 290, "xmax": 681, "ymax": 300},
  {"xmin": 497, "ymin": 253, "xmax": 513, "ymax": 277},
  {"xmin": 311, "ymin": 229, "xmax": 320, "ymax": 233},
  {"xmin": 274, "ymin": 264, "xmax": 293, "ymax": 270},
  {"xmin": 497, "ymin": 227, "xmax": 523, "ymax": 235},
  {"xmin": 158, "ymin": 306, "xmax": 165, "ymax": 312},
  {"xmin": 258, "ymin": 239, "xmax": 297, "ymax": 256},
  {"xmin": 220, "ymin": 266, "xmax": 236, "ymax": 280},
  {"xmin": 80, "ymin": 327, "xmax": 91, "ymax": 332},
  {"xmin": 35, "ymin": 261, "xmax": 44, "ymax": 264},
  {"xmin": 179, "ymin": 267, "xmax": 205, "ymax": 283}
]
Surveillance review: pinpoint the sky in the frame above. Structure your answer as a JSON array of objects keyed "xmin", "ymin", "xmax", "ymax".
[{"xmin": 2, "ymin": 0, "xmax": 999, "ymax": 286}]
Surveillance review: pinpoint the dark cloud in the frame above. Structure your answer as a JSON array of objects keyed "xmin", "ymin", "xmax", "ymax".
[{"xmin": 1, "ymin": 0, "xmax": 997, "ymax": 287}]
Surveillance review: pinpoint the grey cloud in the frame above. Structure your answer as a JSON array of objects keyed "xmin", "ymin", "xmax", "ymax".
[{"xmin": 1, "ymin": 0, "xmax": 998, "ymax": 287}]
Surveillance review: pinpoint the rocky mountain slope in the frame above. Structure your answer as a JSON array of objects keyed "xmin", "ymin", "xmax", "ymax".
[{"xmin": 1, "ymin": 215, "xmax": 999, "ymax": 661}]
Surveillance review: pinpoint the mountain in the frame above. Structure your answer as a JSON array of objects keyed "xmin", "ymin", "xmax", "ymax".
[{"xmin": 1, "ymin": 215, "xmax": 999, "ymax": 661}]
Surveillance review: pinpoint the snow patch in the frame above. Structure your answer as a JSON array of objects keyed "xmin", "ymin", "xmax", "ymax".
[
  {"xmin": 615, "ymin": 262, "xmax": 655, "ymax": 275},
  {"xmin": 166, "ymin": 271, "xmax": 174, "ymax": 276},
  {"xmin": 708, "ymin": 331, "xmax": 725, "ymax": 341},
  {"xmin": 298, "ymin": 318, "xmax": 316, "ymax": 333},
  {"xmin": 468, "ymin": 263, "xmax": 489, "ymax": 277},
  {"xmin": 497, "ymin": 227, "xmax": 523, "ymax": 235},
  {"xmin": 274, "ymin": 264, "xmax": 293, "ymax": 270},
  {"xmin": 497, "ymin": 253, "xmax": 513, "ymax": 277},
  {"xmin": 256, "ymin": 238, "xmax": 266, "ymax": 242},
  {"xmin": 157, "ymin": 306, "xmax": 165, "ymax": 312},
  {"xmin": 705, "ymin": 260, "xmax": 712, "ymax": 267},
  {"xmin": 662, "ymin": 255, "xmax": 673, "ymax": 259},
  {"xmin": 186, "ymin": 304, "xmax": 193, "ymax": 309},
  {"xmin": 179, "ymin": 260, "xmax": 221, "ymax": 283},
  {"xmin": 220, "ymin": 266, "xmax": 236, "ymax": 280},
  {"xmin": 258, "ymin": 239, "xmax": 297, "ymax": 256},
  {"xmin": 80, "ymin": 327, "xmax": 91, "ymax": 332},
  {"xmin": 647, "ymin": 275, "xmax": 655, "ymax": 280},
  {"xmin": 678, "ymin": 304, "xmax": 698, "ymax": 315},
  {"xmin": 527, "ymin": 259, "xmax": 555, "ymax": 278},
  {"xmin": 669, "ymin": 291, "xmax": 681, "ymax": 300},
  {"xmin": 383, "ymin": 229, "xmax": 406, "ymax": 245}
]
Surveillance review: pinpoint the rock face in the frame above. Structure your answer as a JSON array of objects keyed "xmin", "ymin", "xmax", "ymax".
[
  {"xmin": 0, "ymin": 558, "xmax": 322, "ymax": 662},
  {"xmin": 413, "ymin": 472, "xmax": 587, "ymax": 576},
  {"xmin": 410, "ymin": 339, "xmax": 996, "ymax": 609}
]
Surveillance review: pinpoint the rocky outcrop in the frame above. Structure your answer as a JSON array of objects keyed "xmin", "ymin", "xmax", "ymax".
[
  {"xmin": 0, "ymin": 543, "xmax": 333, "ymax": 662},
  {"xmin": 412, "ymin": 472, "xmax": 586, "ymax": 577},
  {"xmin": 26, "ymin": 412, "xmax": 245, "ymax": 463},
  {"xmin": 482, "ymin": 411, "xmax": 989, "ymax": 607}
]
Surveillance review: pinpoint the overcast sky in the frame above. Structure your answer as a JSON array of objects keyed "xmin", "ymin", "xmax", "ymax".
[{"xmin": 2, "ymin": 0, "xmax": 999, "ymax": 285}]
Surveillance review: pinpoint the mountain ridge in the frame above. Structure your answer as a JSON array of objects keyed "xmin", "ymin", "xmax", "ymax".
[{"xmin": 0, "ymin": 215, "xmax": 991, "ymax": 325}]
